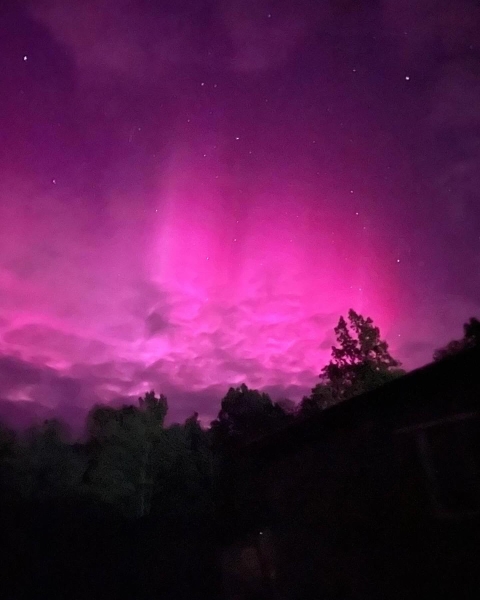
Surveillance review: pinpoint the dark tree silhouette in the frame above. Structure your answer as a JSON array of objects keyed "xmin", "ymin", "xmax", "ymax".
[
  {"xmin": 211, "ymin": 383, "xmax": 293, "ymax": 445},
  {"xmin": 84, "ymin": 392, "xmax": 171, "ymax": 517},
  {"xmin": 138, "ymin": 389, "xmax": 168, "ymax": 425},
  {"xmin": 300, "ymin": 309, "xmax": 404, "ymax": 416},
  {"xmin": 2, "ymin": 419, "xmax": 86, "ymax": 502},
  {"xmin": 299, "ymin": 383, "xmax": 336, "ymax": 416},
  {"xmin": 433, "ymin": 317, "xmax": 480, "ymax": 361}
]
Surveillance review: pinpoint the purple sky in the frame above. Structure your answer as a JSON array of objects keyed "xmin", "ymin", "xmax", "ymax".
[{"xmin": 0, "ymin": 0, "xmax": 479, "ymax": 433}]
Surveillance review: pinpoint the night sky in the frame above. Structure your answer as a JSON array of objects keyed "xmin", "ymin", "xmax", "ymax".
[{"xmin": 0, "ymin": 0, "xmax": 479, "ymax": 431}]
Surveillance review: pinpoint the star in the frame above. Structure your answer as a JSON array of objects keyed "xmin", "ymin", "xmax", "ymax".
[
  {"xmin": 23, "ymin": 55, "xmax": 28, "ymax": 61},
  {"xmin": 405, "ymin": 76, "xmax": 410, "ymax": 81}
]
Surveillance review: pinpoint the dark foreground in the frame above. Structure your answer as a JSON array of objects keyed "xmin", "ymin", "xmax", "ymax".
[{"xmin": 0, "ymin": 498, "xmax": 221, "ymax": 600}]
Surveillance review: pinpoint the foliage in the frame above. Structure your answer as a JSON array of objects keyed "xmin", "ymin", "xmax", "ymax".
[
  {"xmin": 150, "ymin": 417, "xmax": 218, "ymax": 523},
  {"xmin": 85, "ymin": 392, "xmax": 175, "ymax": 517},
  {"xmin": 1, "ymin": 311, "xmax": 478, "ymax": 598},
  {"xmin": 1, "ymin": 419, "xmax": 86, "ymax": 502},
  {"xmin": 299, "ymin": 383, "xmax": 336, "ymax": 416},
  {"xmin": 299, "ymin": 309, "xmax": 404, "ymax": 416},
  {"xmin": 78, "ymin": 392, "xmax": 218, "ymax": 521},
  {"xmin": 210, "ymin": 383, "xmax": 293, "ymax": 445},
  {"xmin": 433, "ymin": 317, "xmax": 480, "ymax": 361},
  {"xmin": 0, "ymin": 309, "xmax": 409, "ymax": 519}
]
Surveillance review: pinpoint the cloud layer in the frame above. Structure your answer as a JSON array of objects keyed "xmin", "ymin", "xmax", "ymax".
[{"xmin": 0, "ymin": 0, "xmax": 478, "ymax": 433}]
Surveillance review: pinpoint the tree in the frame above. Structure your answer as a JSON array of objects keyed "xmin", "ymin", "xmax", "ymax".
[
  {"xmin": 2, "ymin": 419, "xmax": 86, "ymax": 502},
  {"xmin": 0, "ymin": 426, "xmax": 16, "ymax": 500},
  {"xmin": 210, "ymin": 383, "xmax": 292, "ymax": 445},
  {"xmin": 433, "ymin": 317, "xmax": 480, "ymax": 361},
  {"xmin": 300, "ymin": 309, "xmax": 404, "ymax": 416},
  {"xmin": 299, "ymin": 383, "xmax": 336, "ymax": 416},
  {"xmin": 85, "ymin": 391, "xmax": 169, "ymax": 518},
  {"xmin": 138, "ymin": 390, "xmax": 168, "ymax": 425},
  {"xmin": 149, "ymin": 416, "xmax": 218, "ymax": 525}
]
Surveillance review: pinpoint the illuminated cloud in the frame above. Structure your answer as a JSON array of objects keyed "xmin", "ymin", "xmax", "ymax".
[{"xmin": 0, "ymin": 1, "xmax": 477, "ymax": 432}]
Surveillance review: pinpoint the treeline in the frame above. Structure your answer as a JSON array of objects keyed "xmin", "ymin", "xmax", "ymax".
[
  {"xmin": 0, "ymin": 311, "xmax": 478, "ymax": 599},
  {"xmin": 0, "ymin": 391, "xmax": 221, "ymax": 598}
]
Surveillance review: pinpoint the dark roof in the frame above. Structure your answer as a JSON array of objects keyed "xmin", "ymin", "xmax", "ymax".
[{"xmin": 239, "ymin": 347, "xmax": 480, "ymax": 462}]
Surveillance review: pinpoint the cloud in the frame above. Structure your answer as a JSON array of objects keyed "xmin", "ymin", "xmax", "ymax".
[
  {"xmin": 4, "ymin": 323, "xmax": 110, "ymax": 364},
  {"xmin": 0, "ymin": 353, "xmax": 90, "ymax": 433},
  {"xmin": 0, "ymin": 351, "xmax": 150, "ymax": 434},
  {"xmin": 0, "ymin": 355, "xmax": 47, "ymax": 394},
  {"xmin": 129, "ymin": 287, "xmax": 338, "ymax": 403},
  {"xmin": 145, "ymin": 311, "xmax": 173, "ymax": 337},
  {"xmin": 124, "ymin": 280, "xmax": 169, "ymax": 319},
  {"xmin": 0, "ymin": 396, "xmax": 91, "ymax": 436},
  {"xmin": 0, "ymin": 398, "xmax": 52, "ymax": 432},
  {"xmin": 0, "ymin": 352, "xmax": 85, "ymax": 407},
  {"xmin": 396, "ymin": 341, "xmax": 434, "ymax": 368},
  {"xmin": 261, "ymin": 383, "xmax": 308, "ymax": 402},
  {"xmin": 4, "ymin": 0, "xmax": 474, "ymax": 434}
]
